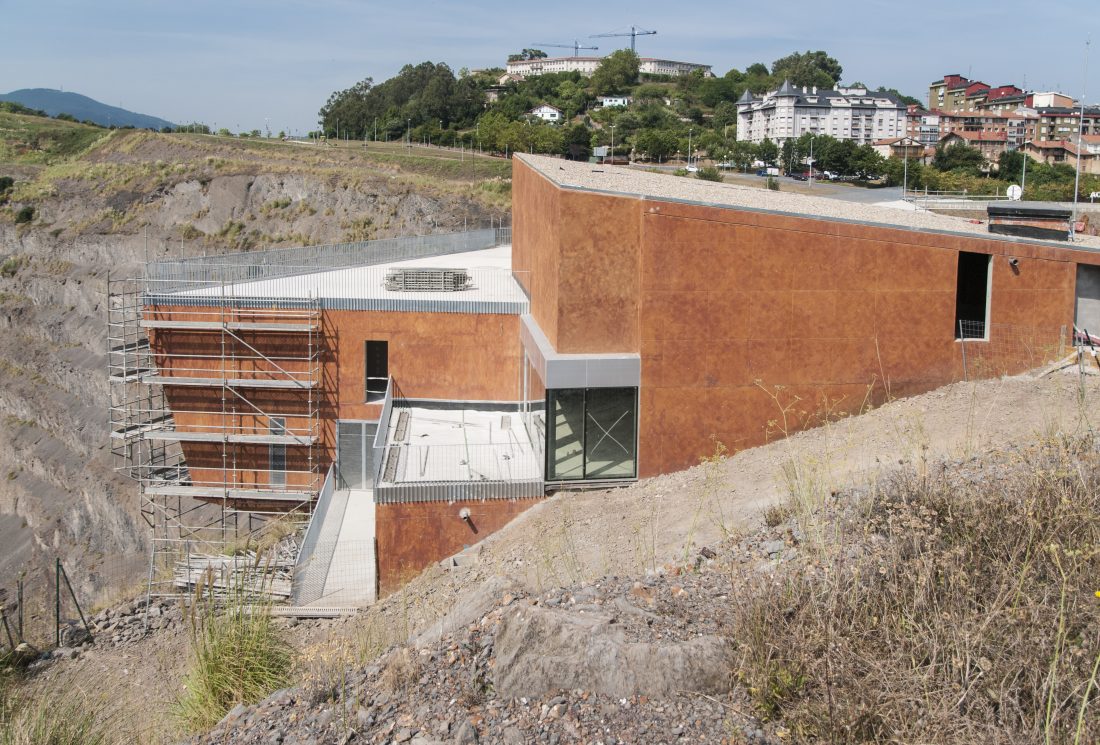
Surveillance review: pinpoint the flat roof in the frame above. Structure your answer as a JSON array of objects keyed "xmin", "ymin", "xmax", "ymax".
[
  {"xmin": 517, "ymin": 154, "xmax": 1100, "ymax": 250},
  {"xmin": 169, "ymin": 245, "xmax": 528, "ymax": 313},
  {"xmin": 382, "ymin": 405, "xmax": 541, "ymax": 484}
]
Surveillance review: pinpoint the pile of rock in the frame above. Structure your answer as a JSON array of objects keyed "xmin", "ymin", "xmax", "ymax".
[
  {"xmin": 192, "ymin": 549, "xmax": 788, "ymax": 745},
  {"xmin": 88, "ymin": 598, "xmax": 182, "ymax": 648}
]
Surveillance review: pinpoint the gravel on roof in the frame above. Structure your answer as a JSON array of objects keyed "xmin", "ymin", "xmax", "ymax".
[{"xmin": 518, "ymin": 153, "xmax": 1100, "ymax": 251}]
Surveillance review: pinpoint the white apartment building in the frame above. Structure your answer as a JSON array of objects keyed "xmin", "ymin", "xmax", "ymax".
[
  {"xmin": 736, "ymin": 81, "xmax": 907, "ymax": 146},
  {"xmin": 506, "ymin": 56, "xmax": 711, "ymax": 79},
  {"xmin": 598, "ymin": 95, "xmax": 632, "ymax": 108}
]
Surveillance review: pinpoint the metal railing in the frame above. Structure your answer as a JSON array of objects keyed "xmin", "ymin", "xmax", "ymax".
[
  {"xmin": 145, "ymin": 227, "xmax": 511, "ymax": 292},
  {"xmin": 291, "ymin": 465, "xmax": 338, "ymax": 605}
]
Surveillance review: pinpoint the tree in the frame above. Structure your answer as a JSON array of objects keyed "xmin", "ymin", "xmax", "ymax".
[
  {"xmin": 933, "ymin": 142, "xmax": 985, "ymax": 173},
  {"xmin": 770, "ymin": 50, "xmax": 843, "ymax": 89},
  {"xmin": 633, "ymin": 128, "xmax": 679, "ymax": 161},
  {"xmin": 508, "ymin": 49, "xmax": 548, "ymax": 62},
  {"xmin": 729, "ymin": 141, "xmax": 756, "ymax": 172},
  {"xmin": 756, "ymin": 138, "xmax": 779, "ymax": 166},
  {"xmin": 563, "ymin": 123, "xmax": 591, "ymax": 159},
  {"xmin": 591, "ymin": 50, "xmax": 640, "ymax": 95},
  {"xmin": 998, "ymin": 149, "xmax": 1025, "ymax": 180}
]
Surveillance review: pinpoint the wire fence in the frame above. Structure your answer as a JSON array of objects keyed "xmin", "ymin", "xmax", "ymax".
[
  {"xmin": 958, "ymin": 321, "xmax": 1068, "ymax": 381},
  {"xmin": 144, "ymin": 227, "xmax": 512, "ymax": 293}
]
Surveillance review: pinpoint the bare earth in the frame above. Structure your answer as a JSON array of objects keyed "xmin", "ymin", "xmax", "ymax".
[{"xmin": 24, "ymin": 369, "xmax": 1100, "ymax": 742}]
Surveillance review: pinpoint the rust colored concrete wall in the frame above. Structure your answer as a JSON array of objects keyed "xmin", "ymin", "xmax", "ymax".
[
  {"xmin": 324, "ymin": 310, "xmax": 522, "ymax": 422},
  {"xmin": 375, "ymin": 498, "xmax": 542, "ymax": 595},
  {"xmin": 635, "ymin": 200, "xmax": 1084, "ymax": 475},
  {"xmin": 510, "ymin": 167, "xmax": 1099, "ymax": 478},
  {"xmin": 512, "ymin": 159, "xmax": 561, "ymax": 347},
  {"xmin": 512, "ymin": 159, "xmax": 641, "ymax": 354},
  {"xmin": 556, "ymin": 189, "xmax": 641, "ymax": 353}
]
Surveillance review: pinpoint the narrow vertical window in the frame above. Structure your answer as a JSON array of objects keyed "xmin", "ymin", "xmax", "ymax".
[
  {"xmin": 365, "ymin": 340, "xmax": 388, "ymax": 402},
  {"xmin": 955, "ymin": 252, "xmax": 991, "ymax": 339},
  {"xmin": 269, "ymin": 417, "xmax": 286, "ymax": 488}
]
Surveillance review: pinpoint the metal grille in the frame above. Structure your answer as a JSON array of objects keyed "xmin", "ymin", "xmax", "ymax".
[{"xmin": 384, "ymin": 268, "xmax": 471, "ymax": 292}]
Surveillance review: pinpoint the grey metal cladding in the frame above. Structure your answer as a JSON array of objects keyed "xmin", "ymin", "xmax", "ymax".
[{"xmin": 520, "ymin": 314, "xmax": 641, "ymax": 388}]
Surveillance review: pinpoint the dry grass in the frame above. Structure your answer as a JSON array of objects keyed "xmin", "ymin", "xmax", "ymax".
[
  {"xmin": 730, "ymin": 435, "xmax": 1100, "ymax": 743},
  {"xmin": 173, "ymin": 587, "xmax": 295, "ymax": 733}
]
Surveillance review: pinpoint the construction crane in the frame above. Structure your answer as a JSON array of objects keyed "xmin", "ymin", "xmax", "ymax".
[
  {"xmin": 589, "ymin": 25, "xmax": 656, "ymax": 53},
  {"xmin": 532, "ymin": 41, "xmax": 599, "ymax": 57}
]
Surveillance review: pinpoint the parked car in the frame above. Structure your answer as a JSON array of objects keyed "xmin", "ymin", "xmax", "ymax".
[{"xmin": 789, "ymin": 173, "xmax": 808, "ymax": 181}]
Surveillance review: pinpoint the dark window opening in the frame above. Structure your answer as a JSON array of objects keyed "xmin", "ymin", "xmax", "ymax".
[
  {"xmin": 269, "ymin": 417, "xmax": 286, "ymax": 488},
  {"xmin": 955, "ymin": 251, "xmax": 991, "ymax": 339},
  {"xmin": 365, "ymin": 340, "xmax": 388, "ymax": 402}
]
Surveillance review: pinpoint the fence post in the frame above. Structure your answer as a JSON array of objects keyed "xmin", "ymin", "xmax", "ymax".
[
  {"xmin": 959, "ymin": 321, "xmax": 969, "ymax": 382},
  {"xmin": 59, "ymin": 561, "xmax": 93, "ymax": 644},
  {"xmin": 55, "ymin": 557, "xmax": 61, "ymax": 648},
  {"xmin": 17, "ymin": 578, "xmax": 23, "ymax": 641}
]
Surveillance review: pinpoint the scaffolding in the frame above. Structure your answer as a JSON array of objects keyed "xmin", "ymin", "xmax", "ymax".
[{"xmin": 108, "ymin": 274, "xmax": 323, "ymax": 600}]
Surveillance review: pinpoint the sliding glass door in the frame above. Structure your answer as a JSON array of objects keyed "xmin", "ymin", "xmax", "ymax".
[{"xmin": 547, "ymin": 387, "xmax": 637, "ymax": 481}]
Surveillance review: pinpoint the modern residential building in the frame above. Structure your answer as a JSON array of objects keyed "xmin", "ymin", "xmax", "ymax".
[
  {"xmin": 929, "ymin": 74, "xmax": 1029, "ymax": 113},
  {"xmin": 906, "ymin": 105, "xmax": 941, "ymax": 146},
  {"xmin": 505, "ymin": 55, "xmax": 711, "ymax": 79},
  {"xmin": 111, "ymin": 154, "xmax": 1100, "ymax": 607},
  {"xmin": 1036, "ymin": 107, "xmax": 1100, "ymax": 141},
  {"xmin": 529, "ymin": 104, "xmax": 565, "ymax": 123},
  {"xmin": 936, "ymin": 110, "xmax": 1039, "ymax": 153},
  {"xmin": 1022, "ymin": 135, "xmax": 1100, "ymax": 174},
  {"xmin": 736, "ymin": 82, "xmax": 907, "ymax": 146}
]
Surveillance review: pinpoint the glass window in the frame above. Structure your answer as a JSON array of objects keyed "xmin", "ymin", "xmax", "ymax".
[
  {"xmin": 546, "ymin": 387, "xmax": 637, "ymax": 481},
  {"xmin": 365, "ymin": 340, "xmax": 388, "ymax": 402},
  {"xmin": 269, "ymin": 417, "xmax": 287, "ymax": 488}
]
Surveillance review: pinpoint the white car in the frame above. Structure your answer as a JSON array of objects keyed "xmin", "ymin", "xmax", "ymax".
[{"xmin": 686, "ymin": 165, "xmax": 699, "ymax": 173}]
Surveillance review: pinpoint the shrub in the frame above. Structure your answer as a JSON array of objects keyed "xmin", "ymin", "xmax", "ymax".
[
  {"xmin": 1, "ymin": 662, "xmax": 111, "ymax": 745},
  {"xmin": 0, "ymin": 177, "xmax": 13, "ymax": 193},
  {"xmin": 13, "ymin": 206, "xmax": 33, "ymax": 224},
  {"xmin": 766, "ymin": 176, "xmax": 780, "ymax": 191},
  {"xmin": 731, "ymin": 437, "xmax": 1100, "ymax": 743},
  {"xmin": 695, "ymin": 166, "xmax": 723, "ymax": 182},
  {"xmin": 174, "ymin": 592, "xmax": 294, "ymax": 732},
  {"xmin": 0, "ymin": 256, "xmax": 26, "ymax": 277}
]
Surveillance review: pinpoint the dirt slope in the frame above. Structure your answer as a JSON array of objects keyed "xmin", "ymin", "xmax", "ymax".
[{"xmin": 23, "ymin": 370, "xmax": 1100, "ymax": 743}]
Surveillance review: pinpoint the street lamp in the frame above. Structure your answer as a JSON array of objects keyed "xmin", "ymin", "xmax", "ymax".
[
  {"xmin": 808, "ymin": 133, "xmax": 816, "ymax": 186},
  {"xmin": 406, "ymin": 118, "xmax": 411, "ymax": 148},
  {"xmin": 610, "ymin": 124, "xmax": 616, "ymax": 163},
  {"xmin": 688, "ymin": 128, "xmax": 693, "ymax": 167}
]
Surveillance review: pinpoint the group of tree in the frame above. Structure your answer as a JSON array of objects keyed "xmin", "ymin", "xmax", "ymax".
[
  {"xmin": 311, "ymin": 49, "xmax": 932, "ymax": 166},
  {"xmin": 880, "ymin": 140, "xmax": 1100, "ymax": 200}
]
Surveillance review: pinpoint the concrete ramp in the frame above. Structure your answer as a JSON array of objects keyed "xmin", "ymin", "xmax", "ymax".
[
  {"xmin": 315, "ymin": 489, "xmax": 377, "ymax": 606},
  {"xmin": 292, "ymin": 486, "xmax": 377, "ymax": 609}
]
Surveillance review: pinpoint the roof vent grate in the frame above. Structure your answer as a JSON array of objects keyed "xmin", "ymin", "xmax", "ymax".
[{"xmin": 384, "ymin": 268, "xmax": 471, "ymax": 292}]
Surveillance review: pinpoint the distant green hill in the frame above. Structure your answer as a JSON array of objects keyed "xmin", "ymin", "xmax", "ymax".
[{"xmin": 0, "ymin": 88, "xmax": 175, "ymax": 130}]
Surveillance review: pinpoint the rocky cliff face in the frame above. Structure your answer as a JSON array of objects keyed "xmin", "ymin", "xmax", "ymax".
[{"xmin": 0, "ymin": 131, "xmax": 508, "ymax": 608}]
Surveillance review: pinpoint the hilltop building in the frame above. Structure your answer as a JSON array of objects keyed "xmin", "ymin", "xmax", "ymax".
[
  {"xmin": 111, "ymin": 154, "xmax": 1100, "ymax": 608},
  {"xmin": 505, "ymin": 55, "xmax": 711, "ymax": 79},
  {"xmin": 735, "ymin": 81, "xmax": 907, "ymax": 146}
]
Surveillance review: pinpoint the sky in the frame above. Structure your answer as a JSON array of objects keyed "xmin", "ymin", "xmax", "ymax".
[{"xmin": 0, "ymin": 0, "xmax": 1096, "ymax": 135}]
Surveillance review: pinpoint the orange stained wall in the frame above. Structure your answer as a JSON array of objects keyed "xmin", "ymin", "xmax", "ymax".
[
  {"xmin": 511, "ymin": 158, "xmax": 1100, "ymax": 478},
  {"xmin": 512, "ymin": 161, "xmax": 640, "ymax": 353},
  {"xmin": 374, "ymin": 497, "xmax": 541, "ymax": 595},
  {"xmin": 635, "ymin": 201, "xmax": 1088, "ymax": 474}
]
